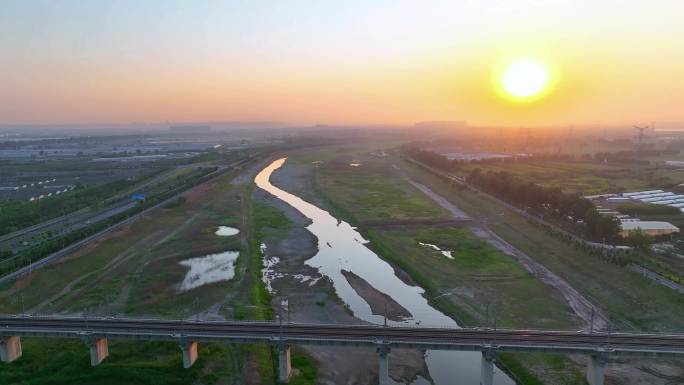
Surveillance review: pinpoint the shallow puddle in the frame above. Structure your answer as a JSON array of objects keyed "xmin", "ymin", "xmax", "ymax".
[
  {"xmin": 178, "ymin": 251, "xmax": 239, "ymax": 292},
  {"xmin": 215, "ymin": 226, "xmax": 240, "ymax": 236},
  {"xmin": 419, "ymin": 242, "xmax": 454, "ymax": 260}
]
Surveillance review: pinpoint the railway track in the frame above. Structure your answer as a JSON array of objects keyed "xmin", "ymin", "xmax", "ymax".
[{"xmin": 2, "ymin": 316, "xmax": 684, "ymax": 355}]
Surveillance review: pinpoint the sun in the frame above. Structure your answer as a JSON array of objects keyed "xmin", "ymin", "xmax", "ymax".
[{"xmin": 498, "ymin": 58, "xmax": 551, "ymax": 101}]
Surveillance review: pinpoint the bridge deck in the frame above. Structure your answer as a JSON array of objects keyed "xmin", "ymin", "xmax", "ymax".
[{"xmin": 2, "ymin": 316, "xmax": 684, "ymax": 357}]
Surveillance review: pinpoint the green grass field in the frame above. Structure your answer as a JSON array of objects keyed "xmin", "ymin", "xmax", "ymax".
[
  {"xmin": 368, "ymin": 227, "xmax": 578, "ymax": 329},
  {"xmin": 0, "ymin": 173, "xmax": 243, "ymax": 316},
  {"xmin": 0, "ymin": 339, "xmax": 242, "ymax": 385},
  {"xmin": 456, "ymin": 160, "xmax": 677, "ymax": 195},
  {"xmin": 0, "ymin": 159, "xmax": 278, "ymax": 385},
  {"xmin": 401, "ymin": 158, "xmax": 684, "ymax": 332},
  {"xmin": 315, "ymin": 160, "xmax": 449, "ymax": 222}
]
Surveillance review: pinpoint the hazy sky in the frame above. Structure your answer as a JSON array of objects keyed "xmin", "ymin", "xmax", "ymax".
[{"xmin": 1, "ymin": 0, "xmax": 683, "ymax": 126}]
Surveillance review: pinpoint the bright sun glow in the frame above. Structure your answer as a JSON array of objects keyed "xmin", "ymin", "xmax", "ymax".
[{"xmin": 500, "ymin": 59, "xmax": 550, "ymax": 99}]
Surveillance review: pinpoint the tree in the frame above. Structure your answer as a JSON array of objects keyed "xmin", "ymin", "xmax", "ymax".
[
  {"xmin": 584, "ymin": 208, "xmax": 620, "ymax": 244},
  {"xmin": 625, "ymin": 229, "xmax": 652, "ymax": 252}
]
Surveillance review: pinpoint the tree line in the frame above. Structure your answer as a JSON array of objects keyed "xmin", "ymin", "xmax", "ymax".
[
  {"xmin": 402, "ymin": 143, "xmax": 684, "ymax": 168},
  {"xmin": 402, "ymin": 145, "xmax": 576, "ymax": 169},
  {"xmin": 0, "ymin": 179, "xmax": 138, "ymax": 236},
  {"xmin": 466, "ymin": 169, "xmax": 621, "ymax": 243},
  {"xmin": 401, "ymin": 145, "xmax": 621, "ymax": 243}
]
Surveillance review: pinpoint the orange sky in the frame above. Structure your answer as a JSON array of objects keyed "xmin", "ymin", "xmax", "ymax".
[{"xmin": 1, "ymin": 1, "xmax": 683, "ymax": 127}]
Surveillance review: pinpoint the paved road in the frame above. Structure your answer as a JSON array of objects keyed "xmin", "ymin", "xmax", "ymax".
[
  {"xmin": 0, "ymin": 166, "xmax": 219, "ymax": 255},
  {"xmin": 0, "ymin": 208, "xmax": 92, "ymax": 247},
  {"xmin": 0, "ymin": 155, "xmax": 260, "ymax": 284},
  {"xmin": 0, "ymin": 199, "xmax": 160, "ymax": 285},
  {"xmin": 2, "ymin": 315, "xmax": 683, "ymax": 356},
  {"xmin": 628, "ymin": 264, "xmax": 684, "ymax": 294}
]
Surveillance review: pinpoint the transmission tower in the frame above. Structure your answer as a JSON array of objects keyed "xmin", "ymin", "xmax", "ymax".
[{"xmin": 634, "ymin": 124, "xmax": 650, "ymax": 150}]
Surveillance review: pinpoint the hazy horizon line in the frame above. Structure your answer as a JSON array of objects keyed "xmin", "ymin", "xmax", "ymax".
[{"xmin": 2, "ymin": 120, "xmax": 682, "ymax": 131}]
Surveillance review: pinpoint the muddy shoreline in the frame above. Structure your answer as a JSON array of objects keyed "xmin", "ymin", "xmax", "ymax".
[
  {"xmin": 254, "ymin": 159, "xmax": 431, "ymax": 385},
  {"xmin": 341, "ymin": 269, "xmax": 412, "ymax": 321}
]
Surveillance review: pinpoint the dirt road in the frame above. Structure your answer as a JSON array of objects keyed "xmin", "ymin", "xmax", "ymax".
[{"xmin": 395, "ymin": 164, "xmax": 610, "ymax": 330}]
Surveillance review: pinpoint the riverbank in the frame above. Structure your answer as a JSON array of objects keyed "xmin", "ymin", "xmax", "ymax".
[
  {"xmin": 280, "ymin": 147, "xmax": 595, "ymax": 384},
  {"xmin": 253, "ymin": 158, "xmax": 432, "ymax": 384},
  {"xmin": 253, "ymin": 154, "xmax": 519, "ymax": 384}
]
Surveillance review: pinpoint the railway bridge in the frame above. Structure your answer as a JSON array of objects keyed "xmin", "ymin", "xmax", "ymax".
[{"xmin": 2, "ymin": 315, "xmax": 684, "ymax": 385}]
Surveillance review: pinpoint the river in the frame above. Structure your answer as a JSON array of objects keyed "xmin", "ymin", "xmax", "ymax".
[{"xmin": 255, "ymin": 158, "xmax": 514, "ymax": 385}]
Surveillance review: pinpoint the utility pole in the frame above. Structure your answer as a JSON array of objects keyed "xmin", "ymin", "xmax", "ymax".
[{"xmin": 383, "ymin": 302, "xmax": 388, "ymax": 328}]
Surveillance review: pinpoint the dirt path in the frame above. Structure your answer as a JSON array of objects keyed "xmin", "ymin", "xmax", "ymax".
[
  {"xmin": 408, "ymin": 180, "xmax": 471, "ymax": 219},
  {"xmin": 29, "ymin": 273, "xmax": 95, "ymax": 313},
  {"xmin": 30, "ymin": 231, "xmax": 163, "ymax": 314},
  {"xmin": 394, "ymin": 163, "xmax": 471, "ymax": 219},
  {"xmin": 397, "ymin": 164, "xmax": 610, "ymax": 330},
  {"xmin": 156, "ymin": 212, "xmax": 201, "ymax": 246},
  {"xmin": 469, "ymin": 226, "xmax": 609, "ymax": 330},
  {"xmin": 194, "ymin": 158, "xmax": 275, "ymax": 322}
]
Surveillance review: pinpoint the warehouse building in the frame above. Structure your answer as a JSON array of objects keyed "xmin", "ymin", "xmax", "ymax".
[{"xmin": 620, "ymin": 221, "xmax": 680, "ymax": 237}]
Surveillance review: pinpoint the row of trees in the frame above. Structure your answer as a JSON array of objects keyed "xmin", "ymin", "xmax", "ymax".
[
  {"xmin": 0, "ymin": 204, "xmax": 140, "ymax": 277},
  {"xmin": 0, "ymin": 167, "xmax": 219, "ymax": 276},
  {"xmin": 403, "ymin": 142, "xmax": 684, "ymax": 169},
  {"xmin": 0, "ymin": 179, "xmax": 138, "ymax": 236},
  {"xmin": 402, "ymin": 147, "xmax": 677, "ymax": 275},
  {"xmin": 403, "ymin": 144, "xmax": 588, "ymax": 171},
  {"xmin": 466, "ymin": 169, "xmax": 621, "ymax": 243}
]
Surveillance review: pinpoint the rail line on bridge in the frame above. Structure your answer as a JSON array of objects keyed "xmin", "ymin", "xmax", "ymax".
[{"xmin": 2, "ymin": 315, "xmax": 684, "ymax": 384}]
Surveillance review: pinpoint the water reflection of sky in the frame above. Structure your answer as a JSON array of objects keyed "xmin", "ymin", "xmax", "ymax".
[
  {"xmin": 178, "ymin": 251, "xmax": 239, "ymax": 292},
  {"xmin": 215, "ymin": 226, "xmax": 240, "ymax": 236},
  {"xmin": 255, "ymin": 158, "xmax": 514, "ymax": 385}
]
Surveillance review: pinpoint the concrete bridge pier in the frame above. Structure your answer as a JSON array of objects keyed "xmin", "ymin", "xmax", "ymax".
[
  {"xmin": 88, "ymin": 338, "xmax": 109, "ymax": 366},
  {"xmin": 179, "ymin": 341, "xmax": 199, "ymax": 369},
  {"xmin": 377, "ymin": 347, "xmax": 391, "ymax": 385},
  {"xmin": 481, "ymin": 350, "xmax": 496, "ymax": 385},
  {"xmin": 0, "ymin": 336, "xmax": 22, "ymax": 363},
  {"xmin": 278, "ymin": 345, "xmax": 292, "ymax": 383},
  {"xmin": 586, "ymin": 353, "xmax": 608, "ymax": 385}
]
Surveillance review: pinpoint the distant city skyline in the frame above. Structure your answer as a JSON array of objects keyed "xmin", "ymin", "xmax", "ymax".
[{"xmin": 2, "ymin": 0, "xmax": 683, "ymax": 127}]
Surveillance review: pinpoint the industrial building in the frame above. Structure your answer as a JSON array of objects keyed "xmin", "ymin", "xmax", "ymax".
[
  {"xmin": 590, "ymin": 189, "xmax": 683, "ymax": 237},
  {"xmin": 620, "ymin": 221, "xmax": 680, "ymax": 237},
  {"xmin": 611, "ymin": 190, "xmax": 684, "ymax": 213}
]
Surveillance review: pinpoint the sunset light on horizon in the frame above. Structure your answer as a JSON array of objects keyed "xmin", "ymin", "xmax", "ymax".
[
  {"xmin": 498, "ymin": 58, "xmax": 552, "ymax": 101},
  {"xmin": 2, "ymin": 0, "xmax": 683, "ymax": 127},
  {"xmin": 4, "ymin": 3, "xmax": 684, "ymax": 385}
]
